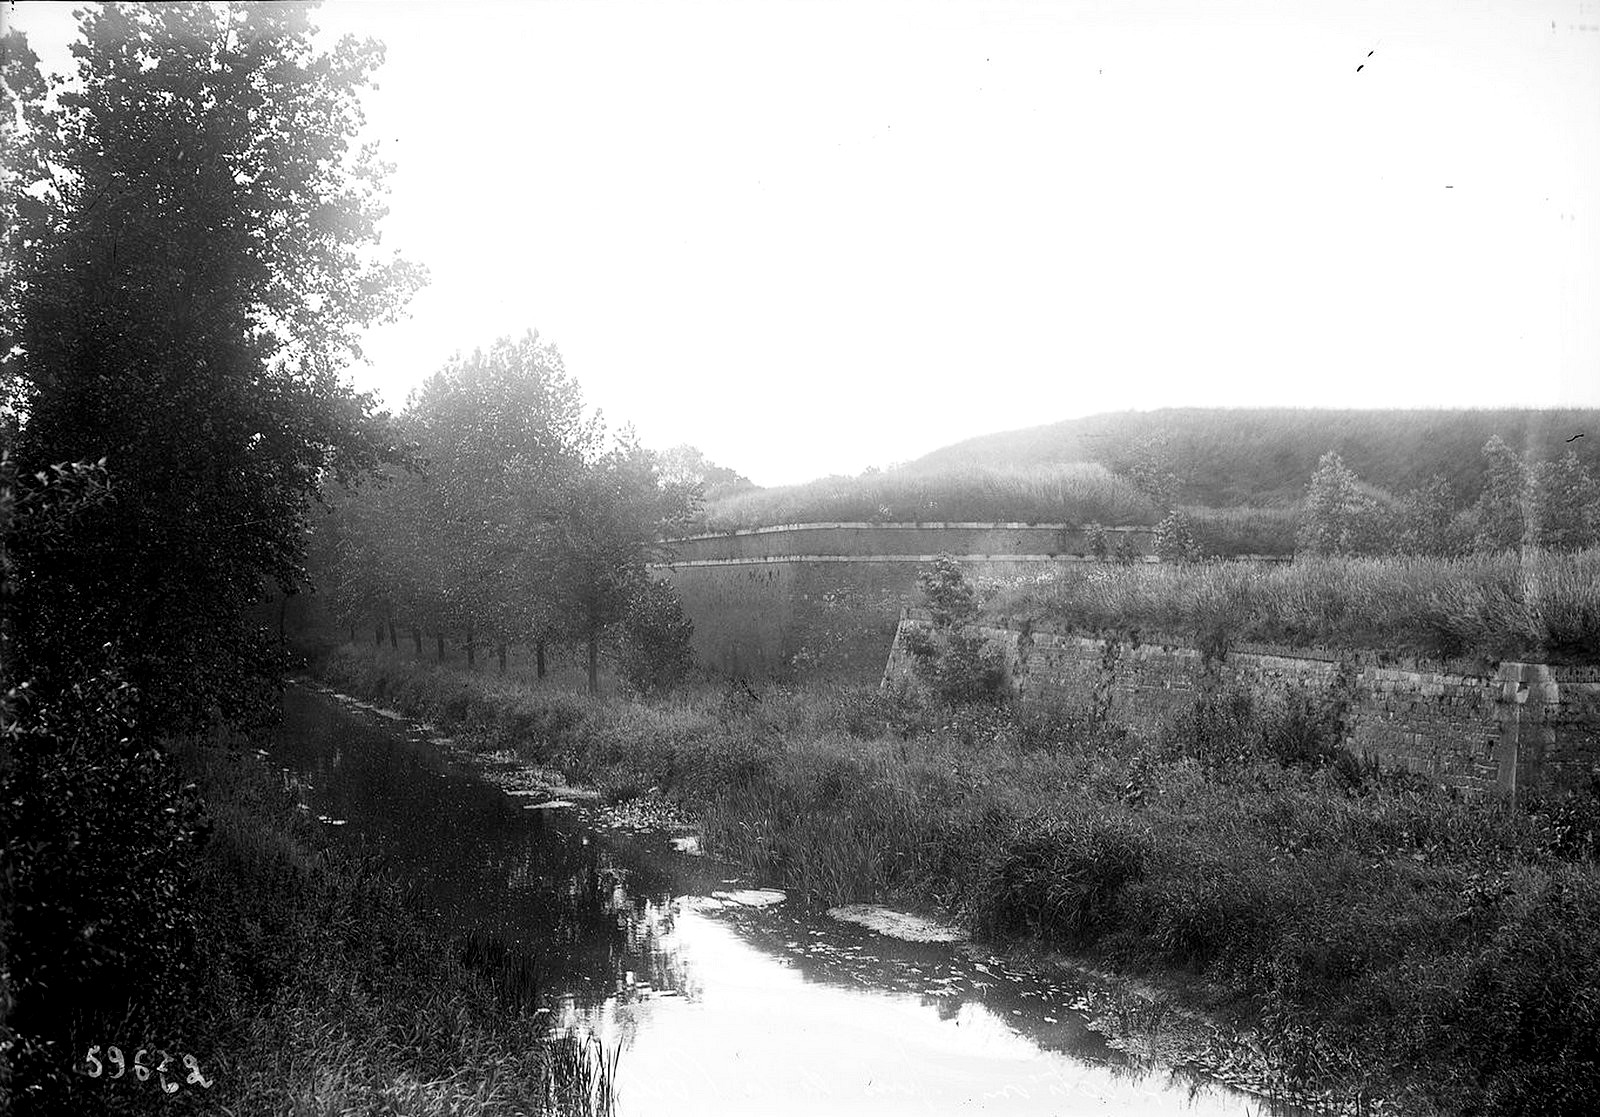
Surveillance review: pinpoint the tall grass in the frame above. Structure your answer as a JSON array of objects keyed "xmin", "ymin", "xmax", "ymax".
[
  {"xmin": 701, "ymin": 462, "xmax": 1159, "ymax": 531},
  {"xmin": 982, "ymin": 548, "xmax": 1600, "ymax": 662},
  {"xmin": 319, "ymin": 644, "xmax": 1600, "ymax": 1116}
]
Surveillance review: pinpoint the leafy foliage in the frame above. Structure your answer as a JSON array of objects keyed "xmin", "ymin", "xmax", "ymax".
[
  {"xmin": 617, "ymin": 578, "xmax": 697, "ymax": 694},
  {"xmin": 1152, "ymin": 508, "xmax": 1202, "ymax": 563},
  {"xmin": 903, "ymin": 557, "xmax": 1007, "ymax": 704},
  {"xmin": 1297, "ymin": 452, "xmax": 1389, "ymax": 557},
  {"xmin": 5, "ymin": 2, "xmax": 421, "ymax": 725},
  {"xmin": 2, "ymin": 6, "xmax": 420, "ymax": 1104}
]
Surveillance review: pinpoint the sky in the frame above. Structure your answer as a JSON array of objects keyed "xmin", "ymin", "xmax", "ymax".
[{"xmin": 7, "ymin": 0, "xmax": 1600, "ymax": 486}]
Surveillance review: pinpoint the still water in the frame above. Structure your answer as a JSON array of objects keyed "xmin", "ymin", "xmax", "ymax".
[{"xmin": 269, "ymin": 685, "xmax": 1284, "ymax": 1116}]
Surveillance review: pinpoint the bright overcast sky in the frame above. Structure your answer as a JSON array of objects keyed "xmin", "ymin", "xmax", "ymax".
[{"xmin": 8, "ymin": 1, "xmax": 1600, "ymax": 485}]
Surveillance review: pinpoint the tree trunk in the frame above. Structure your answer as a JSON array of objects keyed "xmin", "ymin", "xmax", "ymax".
[
  {"xmin": 536, "ymin": 641, "xmax": 546, "ymax": 679},
  {"xmin": 387, "ymin": 619, "xmax": 398, "ymax": 650},
  {"xmin": 412, "ymin": 626, "xmax": 423, "ymax": 656},
  {"xmin": 375, "ymin": 622, "xmax": 384, "ymax": 647},
  {"xmin": 497, "ymin": 643, "xmax": 507, "ymax": 675},
  {"xmin": 586, "ymin": 632, "xmax": 599, "ymax": 694},
  {"xmin": 350, "ymin": 623, "xmax": 357, "ymax": 645},
  {"xmin": 436, "ymin": 633, "xmax": 445, "ymax": 663},
  {"xmin": 466, "ymin": 628, "xmax": 475, "ymax": 669}
]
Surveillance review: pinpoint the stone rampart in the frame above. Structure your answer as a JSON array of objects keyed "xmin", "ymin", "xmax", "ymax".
[
  {"xmin": 883, "ymin": 610, "xmax": 1600, "ymax": 795},
  {"xmin": 652, "ymin": 523, "xmax": 1158, "ymax": 679}
]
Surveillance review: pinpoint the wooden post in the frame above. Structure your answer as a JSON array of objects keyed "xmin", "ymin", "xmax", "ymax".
[
  {"xmin": 536, "ymin": 641, "xmax": 546, "ymax": 680},
  {"xmin": 497, "ymin": 643, "xmax": 507, "ymax": 675}
]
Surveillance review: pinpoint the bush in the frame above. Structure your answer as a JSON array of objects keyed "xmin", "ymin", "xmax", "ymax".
[
  {"xmin": 617, "ymin": 578, "xmax": 696, "ymax": 695},
  {"xmin": 970, "ymin": 810, "xmax": 1150, "ymax": 945}
]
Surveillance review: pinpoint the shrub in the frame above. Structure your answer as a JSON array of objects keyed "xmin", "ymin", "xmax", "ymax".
[
  {"xmin": 970, "ymin": 810, "xmax": 1150, "ymax": 945},
  {"xmin": 617, "ymin": 578, "xmax": 695, "ymax": 694}
]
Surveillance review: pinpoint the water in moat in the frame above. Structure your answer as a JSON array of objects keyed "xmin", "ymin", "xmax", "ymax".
[{"xmin": 266, "ymin": 684, "xmax": 1301, "ymax": 1116}]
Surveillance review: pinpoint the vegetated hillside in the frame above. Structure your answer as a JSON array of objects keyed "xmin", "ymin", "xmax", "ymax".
[{"xmin": 912, "ymin": 408, "xmax": 1600, "ymax": 508}]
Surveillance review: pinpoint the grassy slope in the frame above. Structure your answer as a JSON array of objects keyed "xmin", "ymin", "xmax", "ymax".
[
  {"xmin": 981, "ymin": 549, "xmax": 1600, "ymax": 664},
  {"xmin": 318, "ymin": 643, "xmax": 1600, "ymax": 1117}
]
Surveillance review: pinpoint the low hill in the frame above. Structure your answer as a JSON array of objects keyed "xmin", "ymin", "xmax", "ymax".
[
  {"xmin": 699, "ymin": 408, "xmax": 1600, "ymax": 554},
  {"xmin": 910, "ymin": 408, "xmax": 1600, "ymax": 508}
]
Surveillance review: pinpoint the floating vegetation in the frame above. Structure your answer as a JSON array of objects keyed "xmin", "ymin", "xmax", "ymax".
[{"xmin": 827, "ymin": 903, "xmax": 967, "ymax": 943}]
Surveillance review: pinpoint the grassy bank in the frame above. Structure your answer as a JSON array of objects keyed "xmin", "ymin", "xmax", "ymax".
[
  {"xmin": 981, "ymin": 548, "xmax": 1600, "ymax": 663},
  {"xmin": 60, "ymin": 731, "xmax": 617, "ymax": 1117},
  {"xmin": 317, "ymin": 642, "xmax": 1600, "ymax": 1117}
]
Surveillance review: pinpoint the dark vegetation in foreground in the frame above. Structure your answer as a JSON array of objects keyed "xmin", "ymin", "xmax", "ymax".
[
  {"xmin": 318, "ymin": 641, "xmax": 1600, "ymax": 1117},
  {"xmin": 182, "ymin": 735, "xmax": 616, "ymax": 1116}
]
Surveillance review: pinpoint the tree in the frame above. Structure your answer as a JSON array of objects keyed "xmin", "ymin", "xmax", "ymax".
[
  {"xmin": 5, "ymin": 3, "xmax": 423, "ymax": 725},
  {"xmin": 1153, "ymin": 508, "xmax": 1202, "ymax": 563},
  {"xmin": 618, "ymin": 578, "xmax": 696, "ymax": 694},
  {"xmin": 904, "ymin": 556, "xmax": 1005, "ymax": 704},
  {"xmin": 654, "ymin": 443, "xmax": 754, "ymax": 504},
  {"xmin": 1395, "ymin": 474, "xmax": 1467, "ymax": 557},
  {"xmin": 1297, "ymin": 452, "xmax": 1388, "ymax": 557},
  {"xmin": 917, "ymin": 553, "xmax": 978, "ymax": 628},
  {"xmin": 2, "ymin": 7, "xmax": 419, "ymax": 1100},
  {"xmin": 1122, "ymin": 430, "xmax": 1181, "ymax": 511},
  {"xmin": 1474, "ymin": 435, "xmax": 1531, "ymax": 553},
  {"xmin": 402, "ymin": 333, "xmax": 597, "ymax": 662},
  {"xmin": 542, "ymin": 433, "xmax": 698, "ymax": 692},
  {"xmin": 1529, "ymin": 450, "xmax": 1599, "ymax": 551}
]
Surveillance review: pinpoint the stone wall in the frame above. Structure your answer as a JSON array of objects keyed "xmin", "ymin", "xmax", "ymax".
[
  {"xmin": 883, "ymin": 611, "xmax": 1600, "ymax": 795},
  {"xmin": 651, "ymin": 522, "xmax": 1158, "ymax": 680}
]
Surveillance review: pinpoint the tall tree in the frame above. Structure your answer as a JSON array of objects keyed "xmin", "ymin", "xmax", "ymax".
[
  {"xmin": 1297, "ymin": 452, "xmax": 1388, "ymax": 557},
  {"xmin": 5, "ymin": 3, "xmax": 423, "ymax": 724},
  {"xmin": 1529, "ymin": 449, "xmax": 1600, "ymax": 551},
  {"xmin": 405, "ymin": 332, "xmax": 599, "ymax": 658},
  {"xmin": 1396, "ymin": 474, "xmax": 1467, "ymax": 557},
  {"xmin": 542, "ymin": 433, "xmax": 697, "ymax": 692},
  {"xmin": 1474, "ymin": 435, "xmax": 1532, "ymax": 553},
  {"xmin": 2, "ymin": 7, "xmax": 420, "ymax": 1099}
]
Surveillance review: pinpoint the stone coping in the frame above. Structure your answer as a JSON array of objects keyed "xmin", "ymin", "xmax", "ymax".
[{"xmin": 662, "ymin": 521, "xmax": 1154, "ymax": 542}]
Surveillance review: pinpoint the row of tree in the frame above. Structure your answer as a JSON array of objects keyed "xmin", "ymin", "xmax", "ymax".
[
  {"xmin": 1298, "ymin": 436, "xmax": 1600, "ymax": 558},
  {"xmin": 310, "ymin": 333, "xmax": 704, "ymax": 692}
]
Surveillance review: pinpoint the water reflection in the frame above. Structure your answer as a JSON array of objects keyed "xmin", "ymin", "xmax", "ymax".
[{"xmin": 273, "ymin": 687, "xmax": 1287, "ymax": 1115}]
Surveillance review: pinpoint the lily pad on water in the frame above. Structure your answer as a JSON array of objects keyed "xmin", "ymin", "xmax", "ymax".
[
  {"xmin": 827, "ymin": 904, "xmax": 968, "ymax": 943},
  {"xmin": 523, "ymin": 799, "xmax": 576, "ymax": 810}
]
